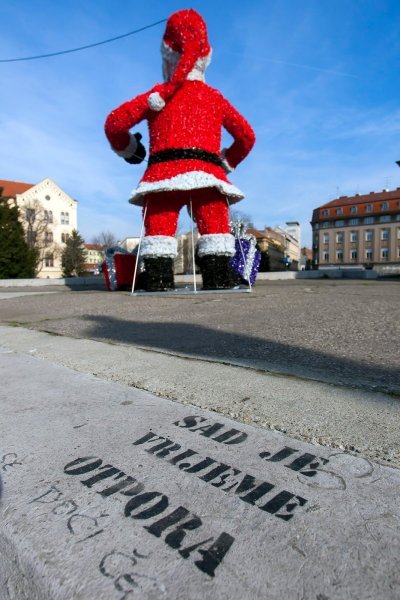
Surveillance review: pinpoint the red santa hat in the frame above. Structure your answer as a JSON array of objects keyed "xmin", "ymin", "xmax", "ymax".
[{"xmin": 148, "ymin": 9, "xmax": 211, "ymax": 111}]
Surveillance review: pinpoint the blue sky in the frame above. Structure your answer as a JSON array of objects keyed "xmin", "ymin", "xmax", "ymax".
[{"xmin": 1, "ymin": 0, "xmax": 400, "ymax": 247}]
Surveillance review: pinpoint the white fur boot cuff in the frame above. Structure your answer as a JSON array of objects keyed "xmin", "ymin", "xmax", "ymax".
[
  {"xmin": 140, "ymin": 236, "xmax": 178, "ymax": 258},
  {"xmin": 197, "ymin": 233, "xmax": 235, "ymax": 257}
]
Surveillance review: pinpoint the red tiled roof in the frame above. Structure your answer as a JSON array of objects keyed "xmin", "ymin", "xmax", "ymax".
[
  {"xmin": 312, "ymin": 187, "xmax": 400, "ymax": 223},
  {"xmin": 0, "ymin": 179, "xmax": 35, "ymax": 197},
  {"xmin": 84, "ymin": 244, "xmax": 104, "ymax": 251},
  {"xmin": 320, "ymin": 188, "xmax": 400, "ymax": 209},
  {"xmin": 246, "ymin": 227, "xmax": 268, "ymax": 238}
]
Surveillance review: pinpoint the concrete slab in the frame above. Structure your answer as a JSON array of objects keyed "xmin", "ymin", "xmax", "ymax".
[
  {"xmin": 0, "ymin": 277, "xmax": 105, "ymax": 288},
  {"xmin": 1, "ymin": 347, "xmax": 400, "ymax": 599},
  {"xmin": 0, "ymin": 292, "xmax": 58, "ymax": 300}
]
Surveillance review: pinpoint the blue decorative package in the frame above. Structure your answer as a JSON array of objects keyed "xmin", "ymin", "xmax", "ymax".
[{"xmin": 230, "ymin": 235, "xmax": 261, "ymax": 286}]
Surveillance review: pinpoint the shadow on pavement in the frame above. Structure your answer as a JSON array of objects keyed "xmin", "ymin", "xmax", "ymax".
[{"xmin": 81, "ymin": 315, "xmax": 400, "ymax": 394}]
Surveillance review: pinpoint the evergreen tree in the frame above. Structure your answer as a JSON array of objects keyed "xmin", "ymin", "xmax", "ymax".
[
  {"xmin": 61, "ymin": 229, "xmax": 86, "ymax": 277},
  {"xmin": 0, "ymin": 192, "xmax": 36, "ymax": 278}
]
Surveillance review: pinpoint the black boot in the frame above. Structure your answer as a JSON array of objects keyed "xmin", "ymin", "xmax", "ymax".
[
  {"xmin": 143, "ymin": 257, "xmax": 175, "ymax": 292},
  {"xmin": 199, "ymin": 255, "xmax": 240, "ymax": 290}
]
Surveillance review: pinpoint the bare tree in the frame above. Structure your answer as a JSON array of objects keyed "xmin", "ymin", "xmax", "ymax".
[
  {"xmin": 91, "ymin": 231, "xmax": 118, "ymax": 248},
  {"xmin": 23, "ymin": 200, "xmax": 61, "ymax": 276},
  {"xmin": 229, "ymin": 209, "xmax": 254, "ymax": 230}
]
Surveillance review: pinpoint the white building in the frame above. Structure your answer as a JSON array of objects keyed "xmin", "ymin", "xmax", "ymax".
[
  {"xmin": 119, "ymin": 237, "xmax": 141, "ymax": 253},
  {"xmin": 273, "ymin": 221, "xmax": 301, "ymax": 265},
  {"xmin": 0, "ymin": 178, "xmax": 77, "ymax": 278}
]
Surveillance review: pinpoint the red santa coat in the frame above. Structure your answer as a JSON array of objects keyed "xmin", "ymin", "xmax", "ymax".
[{"xmin": 105, "ymin": 79, "xmax": 255, "ymax": 206}]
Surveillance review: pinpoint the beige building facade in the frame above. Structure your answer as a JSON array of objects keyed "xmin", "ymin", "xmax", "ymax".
[
  {"xmin": 247, "ymin": 225, "xmax": 300, "ymax": 271},
  {"xmin": 312, "ymin": 188, "xmax": 400, "ymax": 271},
  {"xmin": 82, "ymin": 244, "xmax": 104, "ymax": 273},
  {"xmin": 0, "ymin": 178, "xmax": 77, "ymax": 278}
]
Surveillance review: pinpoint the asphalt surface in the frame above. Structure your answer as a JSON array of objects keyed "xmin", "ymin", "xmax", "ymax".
[{"xmin": 0, "ymin": 279, "xmax": 399, "ymax": 394}]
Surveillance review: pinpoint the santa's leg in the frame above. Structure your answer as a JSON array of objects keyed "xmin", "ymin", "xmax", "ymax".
[
  {"xmin": 192, "ymin": 190, "xmax": 239, "ymax": 290},
  {"xmin": 141, "ymin": 192, "xmax": 182, "ymax": 291}
]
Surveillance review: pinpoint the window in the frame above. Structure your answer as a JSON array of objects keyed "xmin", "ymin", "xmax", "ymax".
[
  {"xmin": 381, "ymin": 229, "xmax": 389, "ymax": 241},
  {"xmin": 365, "ymin": 230, "xmax": 373, "ymax": 242},
  {"xmin": 381, "ymin": 202, "xmax": 389, "ymax": 210},
  {"xmin": 381, "ymin": 248, "xmax": 389, "ymax": 260},
  {"xmin": 351, "ymin": 249, "xmax": 358, "ymax": 260},
  {"xmin": 48, "ymin": 210, "xmax": 53, "ymax": 223},
  {"xmin": 397, "ymin": 215, "xmax": 400, "ymax": 221},
  {"xmin": 350, "ymin": 231, "xmax": 358, "ymax": 242},
  {"xmin": 365, "ymin": 248, "xmax": 373, "ymax": 260},
  {"xmin": 336, "ymin": 250, "xmax": 343, "ymax": 261},
  {"xmin": 323, "ymin": 233, "xmax": 329, "ymax": 244},
  {"xmin": 364, "ymin": 217, "xmax": 374, "ymax": 225},
  {"xmin": 322, "ymin": 222, "xmax": 330, "ymax": 229},
  {"xmin": 323, "ymin": 251, "xmax": 329, "ymax": 262},
  {"xmin": 350, "ymin": 206, "xmax": 357, "ymax": 214},
  {"xmin": 336, "ymin": 232, "xmax": 343, "ymax": 243},
  {"xmin": 336, "ymin": 207, "xmax": 343, "ymax": 215},
  {"xmin": 379, "ymin": 215, "xmax": 390, "ymax": 223},
  {"xmin": 45, "ymin": 231, "xmax": 53, "ymax": 244},
  {"xmin": 322, "ymin": 209, "xmax": 329, "ymax": 216},
  {"xmin": 335, "ymin": 220, "xmax": 345, "ymax": 227},
  {"xmin": 349, "ymin": 218, "xmax": 359, "ymax": 225},
  {"xmin": 45, "ymin": 253, "xmax": 54, "ymax": 267},
  {"xmin": 61, "ymin": 211, "xmax": 70, "ymax": 225},
  {"xmin": 45, "ymin": 195, "xmax": 51, "ymax": 201},
  {"xmin": 25, "ymin": 208, "xmax": 35, "ymax": 223},
  {"xmin": 61, "ymin": 233, "xmax": 70, "ymax": 243},
  {"xmin": 365, "ymin": 204, "xmax": 373, "ymax": 212}
]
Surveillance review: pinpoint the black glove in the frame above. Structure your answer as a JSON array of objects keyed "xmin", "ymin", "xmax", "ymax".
[{"xmin": 124, "ymin": 133, "xmax": 146, "ymax": 165}]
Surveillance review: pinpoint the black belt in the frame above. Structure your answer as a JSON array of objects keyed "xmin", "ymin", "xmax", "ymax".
[{"xmin": 148, "ymin": 148, "xmax": 224, "ymax": 168}]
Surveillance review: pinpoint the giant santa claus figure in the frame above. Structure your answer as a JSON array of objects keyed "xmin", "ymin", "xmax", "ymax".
[{"xmin": 105, "ymin": 9, "xmax": 255, "ymax": 291}]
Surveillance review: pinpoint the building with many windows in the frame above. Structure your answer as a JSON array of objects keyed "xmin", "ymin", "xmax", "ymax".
[
  {"xmin": 311, "ymin": 188, "xmax": 400, "ymax": 272},
  {"xmin": 0, "ymin": 178, "xmax": 77, "ymax": 277}
]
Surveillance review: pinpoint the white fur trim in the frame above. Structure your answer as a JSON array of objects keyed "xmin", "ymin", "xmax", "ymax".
[
  {"xmin": 161, "ymin": 42, "xmax": 212, "ymax": 83},
  {"xmin": 114, "ymin": 134, "xmax": 138, "ymax": 159},
  {"xmin": 198, "ymin": 234, "xmax": 236, "ymax": 257},
  {"xmin": 161, "ymin": 43, "xmax": 180, "ymax": 82},
  {"xmin": 187, "ymin": 51, "xmax": 212, "ymax": 82},
  {"xmin": 129, "ymin": 171, "xmax": 244, "ymax": 205},
  {"xmin": 148, "ymin": 92, "xmax": 165, "ymax": 112},
  {"xmin": 161, "ymin": 41, "xmax": 180, "ymax": 61},
  {"xmin": 220, "ymin": 148, "xmax": 234, "ymax": 173},
  {"xmin": 140, "ymin": 235, "xmax": 177, "ymax": 258}
]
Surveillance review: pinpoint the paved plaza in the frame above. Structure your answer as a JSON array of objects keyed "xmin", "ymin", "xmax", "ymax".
[{"xmin": 1, "ymin": 279, "xmax": 399, "ymax": 599}]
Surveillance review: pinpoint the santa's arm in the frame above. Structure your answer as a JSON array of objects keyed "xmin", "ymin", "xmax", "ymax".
[
  {"xmin": 221, "ymin": 97, "xmax": 255, "ymax": 172},
  {"xmin": 104, "ymin": 92, "xmax": 150, "ymax": 162}
]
